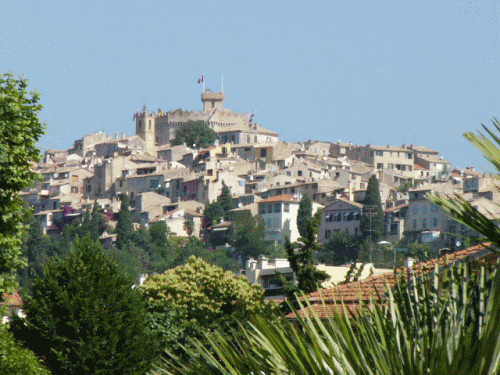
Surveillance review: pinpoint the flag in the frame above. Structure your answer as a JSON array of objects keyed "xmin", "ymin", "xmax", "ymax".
[
  {"xmin": 133, "ymin": 113, "xmax": 137, "ymax": 121},
  {"xmin": 197, "ymin": 75, "xmax": 204, "ymax": 84}
]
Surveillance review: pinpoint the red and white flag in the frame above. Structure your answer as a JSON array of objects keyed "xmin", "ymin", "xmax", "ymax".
[{"xmin": 197, "ymin": 75, "xmax": 204, "ymax": 84}]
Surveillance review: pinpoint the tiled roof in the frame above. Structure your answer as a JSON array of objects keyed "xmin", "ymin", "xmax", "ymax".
[
  {"xmin": 258, "ymin": 194, "xmax": 300, "ymax": 204},
  {"xmin": 288, "ymin": 244, "xmax": 495, "ymax": 320},
  {"xmin": 1, "ymin": 293, "xmax": 23, "ymax": 307}
]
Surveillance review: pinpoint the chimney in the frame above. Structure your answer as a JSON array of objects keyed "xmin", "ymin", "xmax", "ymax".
[
  {"xmin": 122, "ymin": 132, "xmax": 125, "ymax": 139},
  {"xmin": 115, "ymin": 132, "xmax": 118, "ymax": 141}
]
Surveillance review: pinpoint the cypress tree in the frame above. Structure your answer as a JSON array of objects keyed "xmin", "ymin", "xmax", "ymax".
[
  {"xmin": 217, "ymin": 181, "xmax": 233, "ymax": 219},
  {"xmin": 116, "ymin": 194, "xmax": 134, "ymax": 249},
  {"xmin": 297, "ymin": 193, "xmax": 313, "ymax": 238},
  {"xmin": 360, "ymin": 175, "xmax": 384, "ymax": 242}
]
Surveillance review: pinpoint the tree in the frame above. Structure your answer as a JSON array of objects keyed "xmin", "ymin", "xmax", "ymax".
[
  {"xmin": 183, "ymin": 218, "xmax": 194, "ymax": 237},
  {"xmin": 11, "ymin": 238, "xmax": 160, "ymax": 374},
  {"xmin": 360, "ymin": 175, "xmax": 384, "ymax": 241},
  {"xmin": 0, "ymin": 72, "xmax": 45, "ymax": 298},
  {"xmin": 171, "ymin": 120, "xmax": 217, "ymax": 149},
  {"xmin": 281, "ymin": 210, "xmax": 328, "ymax": 301},
  {"xmin": 90, "ymin": 200, "xmax": 107, "ymax": 238},
  {"xmin": 142, "ymin": 256, "xmax": 279, "ymax": 362},
  {"xmin": 231, "ymin": 211, "xmax": 268, "ymax": 261},
  {"xmin": 0, "ymin": 325, "xmax": 50, "ymax": 374},
  {"xmin": 297, "ymin": 193, "xmax": 313, "ymax": 238},
  {"xmin": 116, "ymin": 194, "xmax": 134, "ymax": 249},
  {"xmin": 317, "ymin": 231, "xmax": 361, "ymax": 266},
  {"xmin": 217, "ymin": 180, "xmax": 233, "ymax": 218},
  {"xmin": 203, "ymin": 201, "xmax": 225, "ymax": 229}
]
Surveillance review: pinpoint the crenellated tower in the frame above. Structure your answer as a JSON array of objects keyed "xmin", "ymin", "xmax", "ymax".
[{"xmin": 201, "ymin": 91, "xmax": 225, "ymax": 112}]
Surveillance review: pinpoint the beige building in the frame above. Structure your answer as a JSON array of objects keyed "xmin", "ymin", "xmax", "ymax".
[
  {"xmin": 257, "ymin": 194, "xmax": 323, "ymax": 244},
  {"xmin": 318, "ymin": 199, "xmax": 364, "ymax": 242},
  {"xmin": 348, "ymin": 144, "xmax": 414, "ymax": 177},
  {"xmin": 134, "ymin": 91, "xmax": 278, "ymax": 154}
]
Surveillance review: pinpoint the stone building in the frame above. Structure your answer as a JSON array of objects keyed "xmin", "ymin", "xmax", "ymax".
[{"xmin": 134, "ymin": 90, "xmax": 278, "ymax": 154}]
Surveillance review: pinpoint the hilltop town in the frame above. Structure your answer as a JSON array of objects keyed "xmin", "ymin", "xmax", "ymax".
[{"xmin": 22, "ymin": 88, "xmax": 500, "ymax": 289}]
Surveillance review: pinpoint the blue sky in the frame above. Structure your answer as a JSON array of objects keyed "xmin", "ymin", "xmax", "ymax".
[{"xmin": 1, "ymin": 1, "xmax": 499, "ymax": 170}]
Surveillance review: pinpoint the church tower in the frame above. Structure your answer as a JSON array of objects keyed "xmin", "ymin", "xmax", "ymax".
[
  {"xmin": 201, "ymin": 91, "xmax": 225, "ymax": 112},
  {"xmin": 136, "ymin": 104, "xmax": 156, "ymax": 154}
]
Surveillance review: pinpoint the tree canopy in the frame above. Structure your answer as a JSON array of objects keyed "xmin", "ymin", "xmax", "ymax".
[
  {"xmin": 11, "ymin": 238, "xmax": 160, "ymax": 374},
  {"xmin": 171, "ymin": 120, "xmax": 217, "ymax": 149},
  {"xmin": 143, "ymin": 256, "xmax": 278, "ymax": 362},
  {"xmin": 0, "ymin": 72, "xmax": 45, "ymax": 297},
  {"xmin": 317, "ymin": 231, "xmax": 360, "ymax": 266}
]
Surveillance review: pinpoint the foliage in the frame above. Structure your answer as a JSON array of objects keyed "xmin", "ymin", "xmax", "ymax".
[
  {"xmin": 230, "ymin": 211, "xmax": 268, "ymax": 262},
  {"xmin": 116, "ymin": 194, "xmax": 134, "ymax": 249},
  {"xmin": 0, "ymin": 324, "xmax": 50, "ymax": 374},
  {"xmin": 428, "ymin": 118, "xmax": 500, "ymax": 253},
  {"xmin": 281, "ymin": 210, "xmax": 328, "ymax": 301},
  {"xmin": 204, "ymin": 201, "xmax": 225, "ymax": 227},
  {"xmin": 317, "ymin": 231, "xmax": 361, "ymax": 265},
  {"xmin": 149, "ymin": 221, "xmax": 169, "ymax": 246},
  {"xmin": 142, "ymin": 256, "xmax": 279, "ymax": 363},
  {"xmin": 152, "ymin": 261, "xmax": 500, "ymax": 375},
  {"xmin": 90, "ymin": 200, "xmax": 107, "ymax": 238},
  {"xmin": 10, "ymin": 238, "xmax": 160, "ymax": 374},
  {"xmin": 171, "ymin": 120, "xmax": 217, "ymax": 149},
  {"xmin": 217, "ymin": 181, "xmax": 233, "ymax": 218},
  {"xmin": 360, "ymin": 175, "xmax": 384, "ymax": 241},
  {"xmin": 297, "ymin": 193, "xmax": 313, "ymax": 238},
  {"xmin": 184, "ymin": 218, "xmax": 194, "ymax": 237},
  {"xmin": 0, "ymin": 72, "xmax": 45, "ymax": 298}
]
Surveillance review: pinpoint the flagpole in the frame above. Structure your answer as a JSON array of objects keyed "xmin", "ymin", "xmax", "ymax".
[
  {"xmin": 221, "ymin": 74, "xmax": 224, "ymax": 92},
  {"xmin": 203, "ymin": 74, "xmax": 205, "ymax": 93}
]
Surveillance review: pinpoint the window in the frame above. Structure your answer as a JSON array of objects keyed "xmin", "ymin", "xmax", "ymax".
[
  {"xmin": 325, "ymin": 230, "xmax": 331, "ymax": 239},
  {"xmin": 422, "ymin": 205, "xmax": 427, "ymax": 214},
  {"xmin": 259, "ymin": 204, "xmax": 266, "ymax": 215},
  {"xmin": 407, "ymin": 153, "xmax": 413, "ymax": 159},
  {"xmin": 354, "ymin": 227, "xmax": 359, "ymax": 235},
  {"xmin": 413, "ymin": 220, "xmax": 417, "ymax": 229},
  {"xmin": 433, "ymin": 218, "xmax": 439, "ymax": 227},
  {"xmin": 267, "ymin": 204, "xmax": 273, "ymax": 214},
  {"xmin": 274, "ymin": 203, "xmax": 281, "ymax": 213},
  {"xmin": 422, "ymin": 218, "xmax": 427, "ymax": 229},
  {"xmin": 284, "ymin": 203, "xmax": 290, "ymax": 212},
  {"xmin": 148, "ymin": 120, "xmax": 152, "ymax": 130},
  {"xmin": 375, "ymin": 151, "xmax": 383, "ymax": 157},
  {"xmin": 247, "ymin": 136, "xmax": 250, "ymax": 143},
  {"xmin": 377, "ymin": 163, "xmax": 384, "ymax": 169}
]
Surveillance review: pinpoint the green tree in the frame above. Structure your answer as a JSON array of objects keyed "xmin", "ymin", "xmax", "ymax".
[
  {"xmin": 11, "ymin": 238, "xmax": 160, "ymax": 374},
  {"xmin": 360, "ymin": 175, "xmax": 384, "ymax": 241},
  {"xmin": 183, "ymin": 218, "xmax": 194, "ymax": 237},
  {"xmin": 116, "ymin": 194, "xmax": 134, "ymax": 249},
  {"xmin": 90, "ymin": 200, "xmax": 107, "ymax": 238},
  {"xmin": 142, "ymin": 256, "xmax": 279, "ymax": 362},
  {"xmin": 281, "ymin": 210, "xmax": 328, "ymax": 301},
  {"xmin": 231, "ymin": 211, "xmax": 268, "ymax": 262},
  {"xmin": 171, "ymin": 120, "xmax": 217, "ymax": 149},
  {"xmin": 297, "ymin": 193, "xmax": 313, "ymax": 238},
  {"xmin": 0, "ymin": 325, "xmax": 50, "ymax": 374},
  {"xmin": 0, "ymin": 72, "xmax": 45, "ymax": 297},
  {"xmin": 217, "ymin": 180, "xmax": 233, "ymax": 218},
  {"xmin": 203, "ymin": 201, "xmax": 225, "ymax": 229},
  {"xmin": 318, "ymin": 231, "xmax": 361, "ymax": 265}
]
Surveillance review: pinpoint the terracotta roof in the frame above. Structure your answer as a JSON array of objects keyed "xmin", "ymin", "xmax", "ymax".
[
  {"xmin": 1, "ymin": 293, "xmax": 23, "ymax": 307},
  {"xmin": 288, "ymin": 243, "xmax": 496, "ymax": 320},
  {"xmin": 258, "ymin": 194, "xmax": 300, "ymax": 204}
]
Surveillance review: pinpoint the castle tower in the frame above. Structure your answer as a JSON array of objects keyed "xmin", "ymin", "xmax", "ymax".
[
  {"xmin": 201, "ymin": 91, "xmax": 225, "ymax": 112},
  {"xmin": 135, "ymin": 104, "xmax": 156, "ymax": 154}
]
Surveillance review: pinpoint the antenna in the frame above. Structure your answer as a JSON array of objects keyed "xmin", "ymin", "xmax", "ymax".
[{"xmin": 221, "ymin": 74, "xmax": 224, "ymax": 92}]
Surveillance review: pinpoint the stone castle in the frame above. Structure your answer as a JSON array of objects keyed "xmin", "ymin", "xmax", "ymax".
[{"xmin": 135, "ymin": 90, "xmax": 279, "ymax": 154}]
